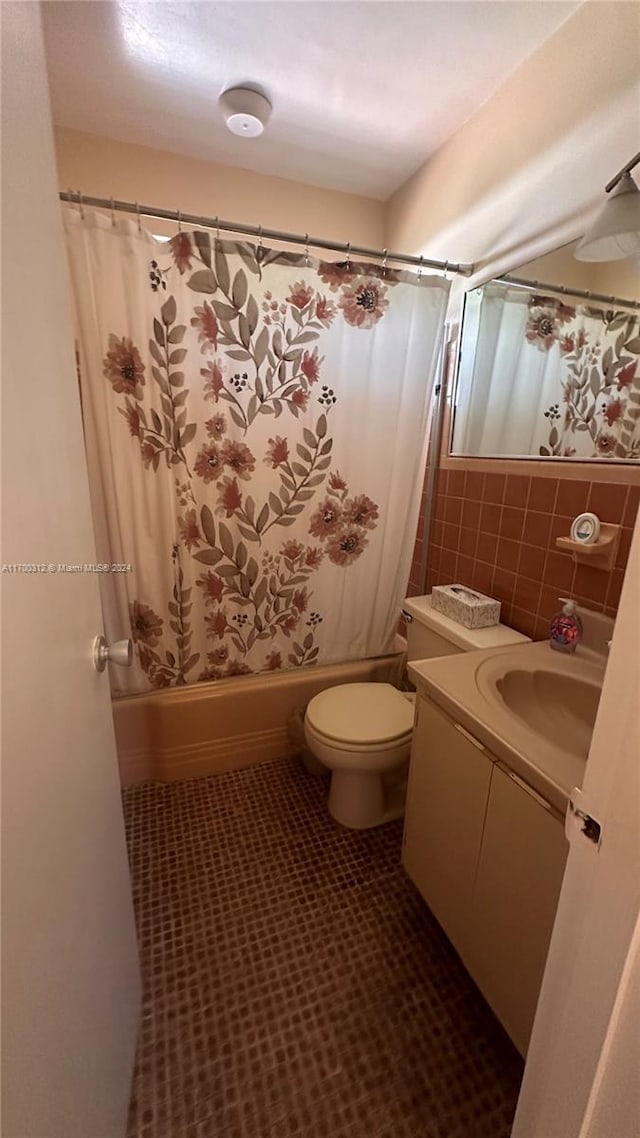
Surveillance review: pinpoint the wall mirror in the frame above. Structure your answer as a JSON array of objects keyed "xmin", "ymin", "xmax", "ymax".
[{"xmin": 451, "ymin": 242, "xmax": 640, "ymax": 462}]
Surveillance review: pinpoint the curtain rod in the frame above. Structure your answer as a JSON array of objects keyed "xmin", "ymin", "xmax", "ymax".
[
  {"xmin": 492, "ymin": 273, "xmax": 639, "ymax": 311},
  {"xmin": 59, "ymin": 190, "xmax": 474, "ymax": 278}
]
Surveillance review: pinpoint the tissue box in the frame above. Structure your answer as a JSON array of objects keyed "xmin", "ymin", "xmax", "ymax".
[{"xmin": 431, "ymin": 584, "xmax": 501, "ymax": 629}]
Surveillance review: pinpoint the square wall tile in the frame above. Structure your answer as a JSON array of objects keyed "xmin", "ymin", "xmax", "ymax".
[
  {"xmin": 465, "ymin": 471, "xmax": 485, "ymax": 501},
  {"xmin": 496, "ymin": 538, "xmax": 521, "ymax": 573},
  {"xmin": 573, "ymin": 564, "xmax": 609, "ymax": 605},
  {"xmin": 555, "ymin": 479, "xmax": 590, "ymax": 519},
  {"xmin": 461, "ymin": 498, "xmax": 481, "ymax": 529},
  {"xmin": 528, "ymin": 478, "xmax": 558, "ymax": 513},
  {"xmin": 484, "ymin": 472, "xmax": 506, "ymax": 505},
  {"xmin": 492, "ymin": 567, "xmax": 516, "ymax": 605},
  {"xmin": 480, "ymin": 502, "xmax": 502, "ymax": 536},
  {"xmin": 504, "ymin": 475, "xmax": 530, "ymax": 509},
  {"xmin": 473, "ymin": 560, "xmax": 494, "ymax": 595},
  {"xmin": 525, "ymin": 510, "xmax": 552, "ymax": 549},
  {"xmin": 542, "ymin": 551, "xmax": 575, "ymax": 592},
  {"xmin": 448, "ymin": 469, "xmax": 466, "ymax": 496},
  {"xmin": 588, "ymin": 482, "xmax": 628, "ymax": 524},
  {"xmin": 459, "ymin": 526, "xmax": 478, "ymax": 558},
  {"xmin": 442, "ymin": 521, "xmax": 459, "ymax": 550},
  {"xmin": 513, "ymin": 577, "xmax": 542, "ymax": 615},
  {"xmin": 476, "ymin": 531, "xmax": 499, "ymax": 565},
  {"xmin": 510, "ymin": 608, "xmax": 537, "ymax": 639},
  {"xmin": 518, "ymin": 544, "xmax": 547, "ymax": 582},
  {"xmin": 500, "ymin": 507, "xmax": 525, "ymax": 542},
  {"xmin": 457, "ymin": 555, "xmax": 475, "ymax": 587},
  {"xmin": 623, "ymin": 486, "xmax": 640, "ymax": 528},
  {"xmin": 444, "ymin": 496, "xmax": 463, "ymax": 526}
]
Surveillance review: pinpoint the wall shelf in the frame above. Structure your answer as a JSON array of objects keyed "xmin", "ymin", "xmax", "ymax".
[{"xmin": 555, "ymin": 523, "xmax": 620, "ymax": 571}]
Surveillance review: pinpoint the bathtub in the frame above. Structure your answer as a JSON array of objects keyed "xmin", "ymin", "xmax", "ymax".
[{"xmin": 112, "ymin": 653, "xmax": 404, "ymax": 786}]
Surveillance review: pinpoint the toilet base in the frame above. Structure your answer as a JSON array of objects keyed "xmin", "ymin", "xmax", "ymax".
[{"xmin": 328, "ymin": 769, "xmax": 407, "ymax": 830}]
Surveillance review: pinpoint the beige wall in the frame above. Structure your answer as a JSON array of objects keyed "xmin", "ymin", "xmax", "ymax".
[
  {"xmin": 517, "ymin": 244, "xmax": 639, "ymax": 302},
  {"xmin": 55, "ymin": 126, "xmax": 385, "ymax": 246},
  {"xmin": 385, "ymin": 2, "xmax": 640, "ymax": 272}
]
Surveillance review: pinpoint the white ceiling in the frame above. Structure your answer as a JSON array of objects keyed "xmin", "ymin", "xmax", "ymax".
[{"xmin": 43, "ymin": 0, "xmax": 581, "ymax": 200}]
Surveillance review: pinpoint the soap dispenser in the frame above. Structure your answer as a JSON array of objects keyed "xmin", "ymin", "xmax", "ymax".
[{"xmin": 550, "ymin": 597, "xmax": 583, "ymax": 654}]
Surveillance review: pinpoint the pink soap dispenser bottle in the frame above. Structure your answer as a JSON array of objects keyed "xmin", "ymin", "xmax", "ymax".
[{"xmin": 550, "ymin": 597, "xmax": 583, "ymax": 654}]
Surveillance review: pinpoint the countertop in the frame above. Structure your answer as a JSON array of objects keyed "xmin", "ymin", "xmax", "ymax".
[{"xmin": 409, "ymin": 640, "xmax": 606, "ymax": 814}]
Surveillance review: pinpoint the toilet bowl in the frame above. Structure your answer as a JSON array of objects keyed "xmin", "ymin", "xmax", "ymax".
[
  {"xmin": 304, "ymin": 593, "xmax": 531, "ymax": 830},
  {"xmin": 304, "ymin": 683, "xmax": 414, "ymax": 829}
]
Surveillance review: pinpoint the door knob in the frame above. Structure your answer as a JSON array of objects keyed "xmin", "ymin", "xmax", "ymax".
[{"xmin": 93, "ymin": 635, "xmax": 133, "ymax": 672}]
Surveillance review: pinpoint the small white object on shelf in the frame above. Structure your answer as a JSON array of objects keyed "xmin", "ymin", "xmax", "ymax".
[
  {"xmin": 570, "ymin": 512, "xmax": 601, "ymax": 544},
  {"xmin": 431, "ymin": 584, "xmax": 501, "ymax": 630}
]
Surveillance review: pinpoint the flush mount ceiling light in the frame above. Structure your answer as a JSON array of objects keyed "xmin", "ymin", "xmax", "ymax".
[
  {"xmin": 575, "ymin": 151, "xmax": 640, "ymax": 262},
  {"xmin": 219, "ymin": 87, "xmax": 272, "ymax": 138}
]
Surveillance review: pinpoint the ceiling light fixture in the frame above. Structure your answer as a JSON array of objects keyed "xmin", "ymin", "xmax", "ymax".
[
  {"xmin": 575, "ymin": 151, "xmax": 640, "ymax": 262},
  {"xmin": 219, "ymin": 87, "xmax": 272, "ymax": 139}
]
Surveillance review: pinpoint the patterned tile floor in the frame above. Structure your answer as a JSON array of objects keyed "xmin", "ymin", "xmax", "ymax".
[{"xmin": 124, "ymin": 757, "xmax": 523, "ymax": 1138}]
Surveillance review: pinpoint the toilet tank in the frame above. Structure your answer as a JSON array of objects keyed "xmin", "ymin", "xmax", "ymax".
[{"xmin": 403, "ymin": 595, "xmax": 530, "ymax": 661}]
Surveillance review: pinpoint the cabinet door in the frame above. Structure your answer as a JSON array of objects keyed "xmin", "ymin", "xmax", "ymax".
[
  {"xmin": 467, "ymin": 763, "xmax": 569, "ymax": 1056},
  {"xmin": 403, "ymin": 697, "xmax": 493, "ymax": 957}
]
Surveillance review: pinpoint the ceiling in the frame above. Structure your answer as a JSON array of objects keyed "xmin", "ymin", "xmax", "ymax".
[{"xmin": 43, "ymin": 0, "xmax": 581, "ymax": 201}]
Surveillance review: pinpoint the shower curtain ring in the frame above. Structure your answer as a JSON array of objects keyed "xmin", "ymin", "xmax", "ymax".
[
  {"xmin": 135, "ymin": 202, "xmax": 142, "ymax": 232},
  {"xmin": 418, "ymin": 255, "xmax": 424, "ymax": 280},
  {"xmin": 177, "ymin": 210, "xmax": 182, "ymax": 233},
  {"xmin": 78, "ymin": 190, "xmax": 85, "ymax": 220},
  {"xmin": 382, "ymin": 248, "xmax": 388, "ymax": 276},
  {"xmin": 258, "ymin": 225, "xmax": 263, "ymax": 251},
  {"xmin": 110, "ymin": 197, "xmax": 116, "ymax": 227},
  {"xmin": 304, "ymin": 233, "xmax": 310, "ymax": 266},
  {"xmin": 214, "ymin": 217, "xmax": 220, "ymax": 247},
  {"xmin": 346, "ymin": 242, "xmax": 351, "ymax": 270},
  {"xmin": 442, "ymin": 259, "xmax": 449, "ymax": 279}
]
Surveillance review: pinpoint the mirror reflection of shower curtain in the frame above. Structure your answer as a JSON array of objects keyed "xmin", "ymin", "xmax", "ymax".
[
  {"xmin": 64, "ymin": 208, "xmax": 449, "ymax": 694},
  {"xmin": 453, "ymin": 285, "xmax": 639, "ymax": 459}
]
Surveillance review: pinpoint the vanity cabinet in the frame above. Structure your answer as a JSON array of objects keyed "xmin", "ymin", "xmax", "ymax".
[
  {"xmin": 402, "ymin": 697, "xmax": 492, "ymax": 959},
  {"xmin": 403, "ymin": 695, "xmax": 569, "ymax": 1056}
]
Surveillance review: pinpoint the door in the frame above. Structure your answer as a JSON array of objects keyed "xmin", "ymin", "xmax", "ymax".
[
  {"xmin": 403, "ymin": 697, "xmax": 493, "ymax": 958},
  {"xmin": 466, "ymin": 764, "xmax": 568, "ymax": 1056},
  {"xmin": 512, "ymin": 511, "xmax": 640, "ymax": 1137},
  {"xmin": 1, "ymin": 5, "xmax": 141, "ymax": 1137}
]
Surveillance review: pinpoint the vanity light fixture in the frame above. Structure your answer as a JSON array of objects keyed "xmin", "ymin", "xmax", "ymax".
[
  {"xmin": 575, "ymin": 151, "xmax": 640, "ymax": 262},
  {"xmin": 219, "ymin": 86, "xmax": 272, "ymax": 138}
]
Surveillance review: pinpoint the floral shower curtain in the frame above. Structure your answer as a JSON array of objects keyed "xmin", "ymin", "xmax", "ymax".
[
  {"xmin": 454, "ymin": 285, "xmax": 640, "ymax": 459},
  {"xmin": 64, "ymin": 209, "xmax": 449, "ymax": 694}
]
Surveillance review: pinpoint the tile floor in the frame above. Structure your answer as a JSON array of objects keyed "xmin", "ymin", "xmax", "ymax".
[{"xmin": 124, "ymin": 757, "xmax": 523, "ymax": 1138}]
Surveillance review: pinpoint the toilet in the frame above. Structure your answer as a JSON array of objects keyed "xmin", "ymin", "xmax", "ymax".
[{"xmin": 304, "ymin": 593, "xmax": 529, "ymax": 829}]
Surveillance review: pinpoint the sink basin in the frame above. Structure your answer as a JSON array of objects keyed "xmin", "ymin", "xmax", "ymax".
[
  {"xmin": 410, "ymin": 632, "xmax": 611, "ymax": 813},
  {"xmin": 495, "ymin": 668, "xmax": 601, "ymax": 760}
]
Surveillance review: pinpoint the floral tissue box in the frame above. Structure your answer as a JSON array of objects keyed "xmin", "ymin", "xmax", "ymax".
[{"xmin": 431, "ymin": 584, "xmax": 501, "ymax": 630}]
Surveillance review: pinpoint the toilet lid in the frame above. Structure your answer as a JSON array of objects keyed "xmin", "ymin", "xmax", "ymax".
[{"xmin": 306, "ymin": 683, "xmax": 414, "ymax": 745}]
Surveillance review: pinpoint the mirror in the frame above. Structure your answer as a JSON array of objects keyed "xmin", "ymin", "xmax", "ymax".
[{"xmin": 451, "ymin": 242, "xmax": 640, "ymax": 462}]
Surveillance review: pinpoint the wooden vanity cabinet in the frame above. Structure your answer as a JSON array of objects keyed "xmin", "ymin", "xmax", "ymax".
[{"xmin": 403, "ymin": 695, "xmax": 569, "ymax": 1056}]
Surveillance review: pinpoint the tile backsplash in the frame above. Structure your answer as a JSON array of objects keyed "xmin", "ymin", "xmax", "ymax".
[{"xmin": 412, "ymin": 468, "xmax": 639, "ymax": 641}]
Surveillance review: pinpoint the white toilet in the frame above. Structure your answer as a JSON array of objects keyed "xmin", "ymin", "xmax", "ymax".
[{"xmin": 304, "ymin": 594, "xmax": 529, "ymax": 829}]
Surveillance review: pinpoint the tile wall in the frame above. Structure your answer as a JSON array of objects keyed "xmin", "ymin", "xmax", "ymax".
[{"xmin": 408, "ymin": 469, "xmax": 639, "ymax": 641}]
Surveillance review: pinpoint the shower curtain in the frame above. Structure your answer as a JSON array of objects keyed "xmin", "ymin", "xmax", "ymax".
[
  {"xmin": 64, "ymin": 209, "xmax": 449, "ymax": 694},
  {"xmin": 455, "ymin": 284, "xmax": 640, "ymax": 459}
]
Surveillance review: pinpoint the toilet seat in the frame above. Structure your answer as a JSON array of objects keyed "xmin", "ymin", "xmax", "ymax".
[{"xmin": 305, "ymin": 683, "xmax": 414, "ymax": 747}]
